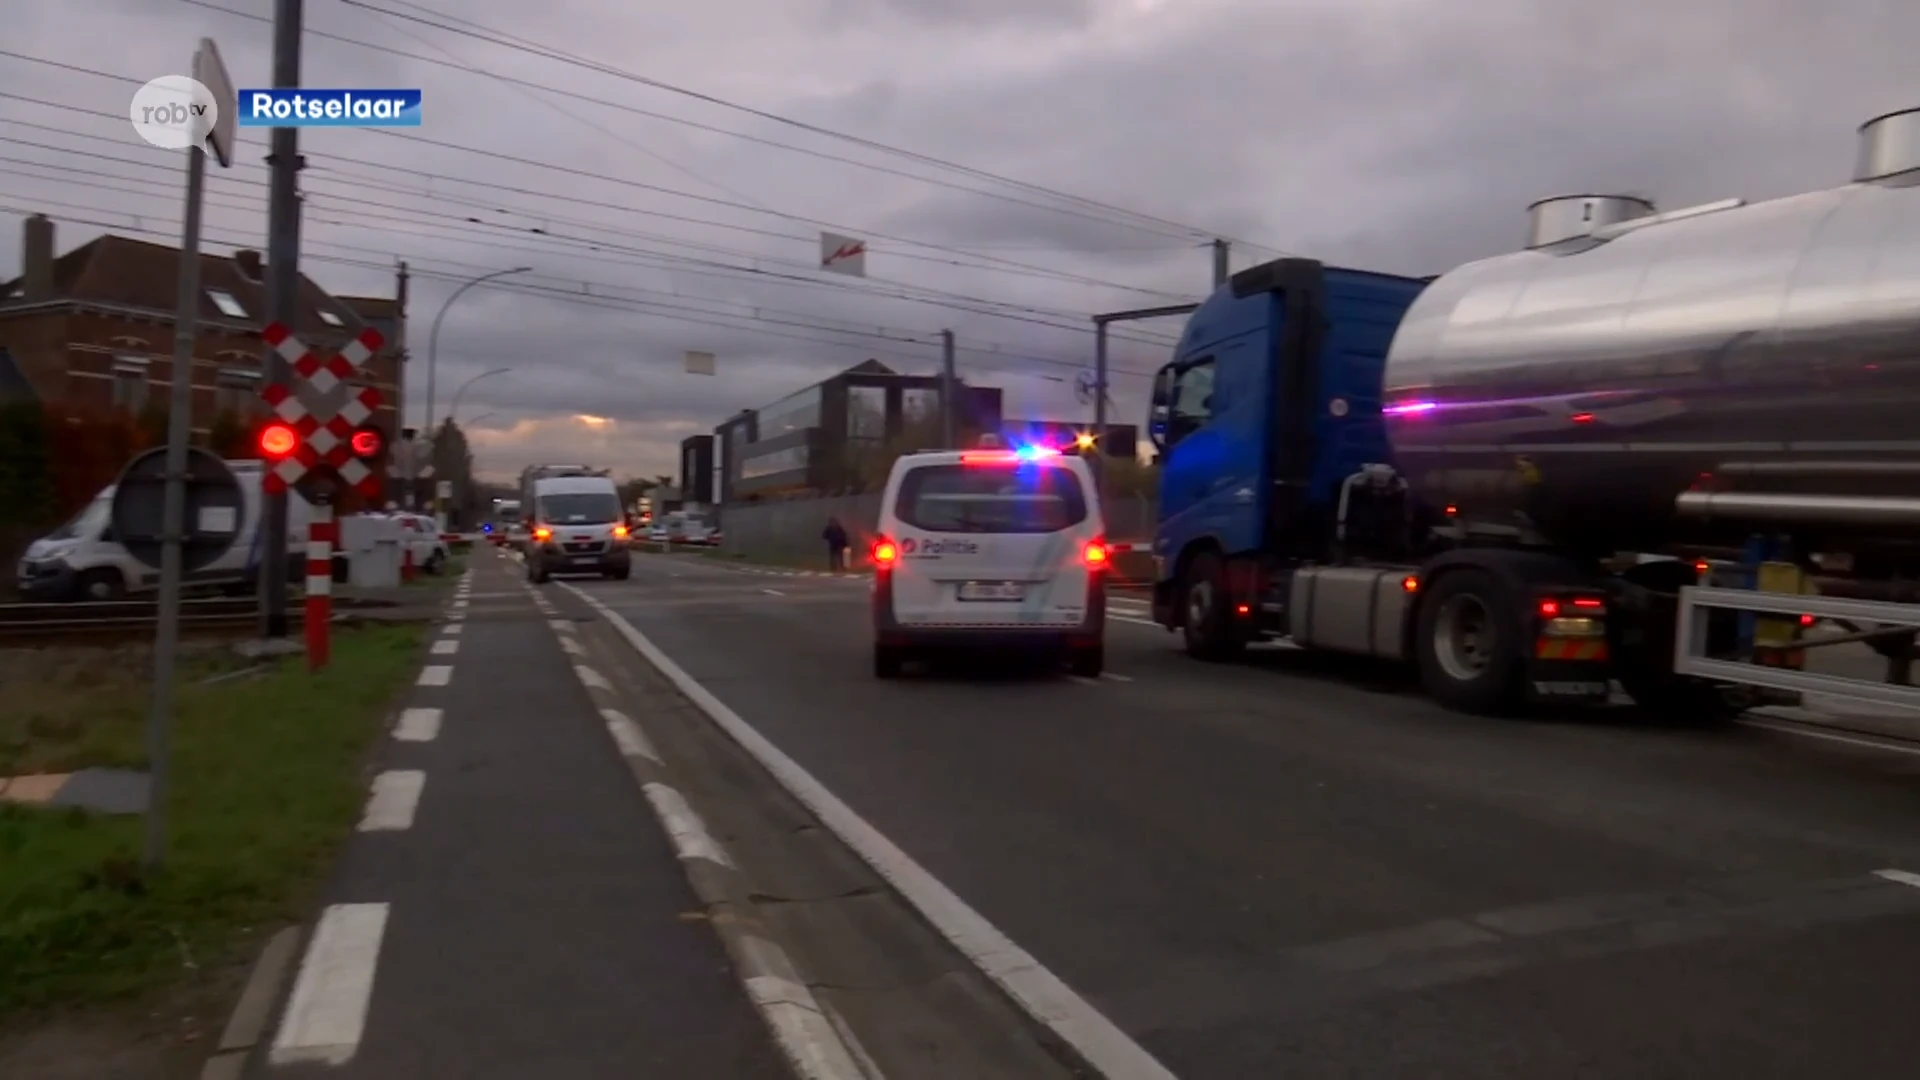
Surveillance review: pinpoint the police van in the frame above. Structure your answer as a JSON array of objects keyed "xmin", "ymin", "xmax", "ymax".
[{"xmin": 869, "ymin": 435, "xmax": 1109, "ymax": 678}]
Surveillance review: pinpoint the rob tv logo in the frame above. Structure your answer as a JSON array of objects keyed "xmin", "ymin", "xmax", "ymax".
[{"xmin": 237, "ymin": 88, "xmax": 423, "ymax": 127}]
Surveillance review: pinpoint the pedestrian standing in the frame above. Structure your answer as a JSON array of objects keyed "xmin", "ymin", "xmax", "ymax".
[{"xmin": 823, "ymin": 516, "xmax": 849, "ymax": 571}]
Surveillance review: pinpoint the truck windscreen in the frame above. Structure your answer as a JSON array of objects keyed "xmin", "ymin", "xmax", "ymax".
[
  {"xmin": 895, "ymin": 463, "xmax": 1086, "ymax": 533},
  {"xmin": 538, "ymin": 493, "xmax": 621, "ymax": 524}
]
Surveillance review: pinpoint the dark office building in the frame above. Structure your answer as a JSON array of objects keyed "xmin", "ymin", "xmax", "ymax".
[
  {"xmin": 679, "ymin": 434, "xmax": 714, "ymax": 504},
  {"xmin": 714, "ymin": 409, "xmax": 756, "ymax": 506},
  {"xmin": 1005, "ymin": 419, "xmax": 1140, "ymax": 460},
  {"xmin": 725, "ymin": 361, "xmax": 1004, "ymax": 500}
]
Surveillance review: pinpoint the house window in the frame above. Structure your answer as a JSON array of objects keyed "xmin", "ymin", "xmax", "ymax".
[
  {"xmin": 206, "ymin": 289, "xmax": 248, "ymax": 318},
  {"xmin": 319, "ymin": 309, "xmax": 344, "ymax": 327},
  {"xmin": 215, "ymin": 367, "xmax": 261, "ymax": 415},
  {"xmin": 112, "ymin": 355, "xmax": 150, "ymax": 411}
]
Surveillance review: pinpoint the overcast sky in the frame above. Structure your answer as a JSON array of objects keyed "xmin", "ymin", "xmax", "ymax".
[{"xmin": 1, "ymin": 0, "xmax": 1911, "ymax": 481}]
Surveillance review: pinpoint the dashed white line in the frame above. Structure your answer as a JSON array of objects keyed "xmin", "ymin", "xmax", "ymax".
[
  {"xmin": 430, "ymin": 639, "xmax": 459, "ymax": 656},
  {"xmin": 574, "ymin": 664, "xmax": 612, "ymax": 691},
  {"xmin": 416, "ymin": 665, "xmax": 452, "ymax": 687},
  {"xmin": 393, "ymin": 707, "xmax": 442, "ymax": 742},
  {"xmin": 1875, "ymin": 869, "xmax": 1920, "ymax": 889},
  {"xmin": 441, "ymin": 623, "xmax": 463, "ymax": 635},
  {"xmin": 559, "ymin": 636, "xmax": 586, "ymax": 656},
  {"xmin": 640, "ymin": 782, "xmax": 734, "ymax": 868},
  {"xmin": 270, "ymin": 902, "xmax": 388, "ymax": 1066},
  {"xmin": 1739, "ymin": 718, "xmax": 1920, "ymax": 758},
  {"xmin": 547, "ymin": 619, "xmax": 570, "ymax": 631},
  {"xmin": 358, "ymin": 770, "xmax": 425, "ymax": 831},
  {"xmin": 762, "ymin": 588, "xmax": 785, "ymax": 596},
  {"xmin": 1102, "ymin": 672, "xmax": 1133, "ymax": 682},
  {"xmin": 602, "ymin": 707, "xmax": 660, "ymax": 763}
]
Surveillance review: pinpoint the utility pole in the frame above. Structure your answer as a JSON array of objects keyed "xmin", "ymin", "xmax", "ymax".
[
  {"xmin": 1092, "ymin": 321, "xmax": 1108, "ymax": 496},
  {"xmin": 259, "ymin": 0, "xmax": 304, "ymax": 639},
  {"xmin": 1212, "ymin": 238, "xmax": 1230, "ymax": 286},
  {"xmin": 940, "ymin": 329, "xmax": 956, "ymax": 449}
]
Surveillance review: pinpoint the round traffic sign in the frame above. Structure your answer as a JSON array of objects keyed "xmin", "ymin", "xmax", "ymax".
[{"xmin": 109, "ymin": 447, "xmax": 244, "ymax": 573}]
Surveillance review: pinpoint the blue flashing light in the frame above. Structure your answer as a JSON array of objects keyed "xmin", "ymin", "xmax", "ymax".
[
  {"xmin": 482, "ymin": 523, "xmax": 493, "ymax": 532},
  {"xmin": 1013, "ymin": 444, "xmax": 1060, "ymax": 462}
]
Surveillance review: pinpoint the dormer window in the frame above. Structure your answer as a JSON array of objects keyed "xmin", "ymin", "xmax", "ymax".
[
  {"xmin": 319, "ymin": 310, "xmax": 344, "ymax": 327},
  {"xmin": 207, "ymin": 289, "xmax": 247, "ymax": 318}
]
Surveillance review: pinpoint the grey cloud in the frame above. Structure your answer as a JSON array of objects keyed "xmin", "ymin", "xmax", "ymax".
[{"xmin": 3, "ymin": 0, "xmax": 1911, "ymax": 480}]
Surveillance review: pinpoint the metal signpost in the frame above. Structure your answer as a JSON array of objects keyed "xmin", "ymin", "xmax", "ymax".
[
  {"xmin": 258, "ymin": 320, "xmax": 387, "ymax": 671},
  {"xmin": 136, "ymin": 37, "xmax": 235, "ymax": 870}
]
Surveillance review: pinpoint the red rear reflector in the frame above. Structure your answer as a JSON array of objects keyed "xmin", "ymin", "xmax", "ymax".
[
  {"xmin": 873, "ymin": 539, "xmax": 898, "ymax": 564},
  {"xmin": 1083, "ymin": 542, "xmax": 1107, "ymax": 566}
]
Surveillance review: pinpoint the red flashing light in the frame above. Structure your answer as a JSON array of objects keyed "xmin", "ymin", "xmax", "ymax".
[
  {"xmin": 872, "ymin": 538, "xmax": 899, "ymax": 565},
  {"xmin": 1444, "ymin": 504, "xmax": 1458, "ymax": 516},
  {"xmin": 1083, "ymin": 541, "xmax": 1108, "ymax": 567},
  {"xmin": 1401, "ymin": 575, "xmax": 1418, "ymax": 592},
  {"xmin": 1570, "ymin": 412, "xmax": 1595, "ymax": 424},
  {"xmin": 1800, "ymin": 613, "xmax": 1816, "ymax": 627},
  {"xmin": 1695, "ymin": 560, "xmax": 1711, "ymax": 576},
  {"xmin": 1539, "ymin": 599, "xmax": 1560, "ymax": 617},
  {"xmin": 349, "ymin": 428, "xmax": 382, "ymax": 457},
  {"xmin": 960, "ymin": 452, "xmax": 1015, "ymax": 464},
  {"xmin": 1235, "ymin": 603, "xmax": 1251, "ymax": 616},
  {"xmin": 258, "ymin": 422, "xmax": 298, "ymax": 458},
  {"xmin": 1571, "ymin": 597, "xmax": 1604, "ymax": 610}
]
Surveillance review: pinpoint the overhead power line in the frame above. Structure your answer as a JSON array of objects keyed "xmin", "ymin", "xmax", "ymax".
[
  {"xmin": 0, "ymin": 49, "xmax": 1211, "ymax": 298},
  {"xmin": 0, "ymin": 124, "xmax": 1185, "ymax": 348}
]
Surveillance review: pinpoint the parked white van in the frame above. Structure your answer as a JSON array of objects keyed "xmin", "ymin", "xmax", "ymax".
[{"xmin": 16, "ymin": 461, "xmax": 313, "ymax": 601}]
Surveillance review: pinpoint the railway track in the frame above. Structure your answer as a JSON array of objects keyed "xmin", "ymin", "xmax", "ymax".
[{"xmin": 0, "ymin": 596, "xmax": 397, "ymax": 645}]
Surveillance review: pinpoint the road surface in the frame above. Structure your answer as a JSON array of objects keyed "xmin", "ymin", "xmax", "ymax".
[{"xmin": 571, "ymin": 551, "xmax": 1920, "ymax": 1079}]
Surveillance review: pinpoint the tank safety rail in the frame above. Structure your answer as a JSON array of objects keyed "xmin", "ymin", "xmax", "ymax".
[{"xmin": 1676, "ymin": 586, "xmax": 1920, "ymax": 712}]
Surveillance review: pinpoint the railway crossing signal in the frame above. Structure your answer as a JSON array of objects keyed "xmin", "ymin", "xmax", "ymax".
[{"xmin": 257, "ymin": 321, "xmax": 387, "ymax": 499}]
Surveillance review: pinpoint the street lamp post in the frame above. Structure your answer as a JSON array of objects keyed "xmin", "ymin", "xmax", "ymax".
[
  {"xmin": 449, "ymin": 367, "xmax": 511, "ymax": 424},
  {"xmin": 421, "ymin": 267, "xmax": 528, "ymax": 525}
]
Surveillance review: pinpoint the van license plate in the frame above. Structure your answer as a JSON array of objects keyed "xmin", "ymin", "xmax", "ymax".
[{"xmin": 958, "ymin": 582, "xmax": 1024, "ymax": 601}]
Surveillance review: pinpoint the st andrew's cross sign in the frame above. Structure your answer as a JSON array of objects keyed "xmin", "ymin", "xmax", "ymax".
[{"xmin": 258, "ymin": 321, "xmax": 387, "ymax": 498}]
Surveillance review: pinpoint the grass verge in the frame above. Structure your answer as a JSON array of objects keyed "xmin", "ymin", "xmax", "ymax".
[{"xmin": 0, "ymin": 622, "xmax": 426, "ymax": 1019}]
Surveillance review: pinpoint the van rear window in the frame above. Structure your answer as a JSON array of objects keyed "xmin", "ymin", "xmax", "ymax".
[{"xmin": 894, "ymin": 463, "xmax": 1087, "ymax": 534}]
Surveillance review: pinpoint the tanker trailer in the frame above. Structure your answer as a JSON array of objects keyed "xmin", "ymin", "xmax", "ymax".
[{"xmin": 1147, "ymin": 105, "xmax": 1920, "ymax": 720}]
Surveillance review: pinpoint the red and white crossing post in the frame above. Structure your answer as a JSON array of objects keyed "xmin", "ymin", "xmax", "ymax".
[{"xmin": 305, "ymin": 500, "xmax": 334, "ymax": 671}]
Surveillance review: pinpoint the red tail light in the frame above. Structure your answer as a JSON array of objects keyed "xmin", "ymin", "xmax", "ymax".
[
  {"xmin": 872, "ymin": 537, "xmax": 898, "ymax": 565},
  {"xmin": 1082, "ymin": 541, "xmax": 1108, "ymax": 567}
]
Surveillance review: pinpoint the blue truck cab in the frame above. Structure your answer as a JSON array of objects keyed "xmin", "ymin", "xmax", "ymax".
[{"xmin": 1149, "ymin": 257, "xmax": 1428, "ymax": 612}]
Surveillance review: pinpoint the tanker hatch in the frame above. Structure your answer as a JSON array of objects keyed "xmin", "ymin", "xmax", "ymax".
[
  {"xmin": 1854, "ymin": 106, "xmax": 1920, "ymax": 183},
  {"xmin": 1524, "ymin": 194, "xmax": 1655, "ymax": 249}
]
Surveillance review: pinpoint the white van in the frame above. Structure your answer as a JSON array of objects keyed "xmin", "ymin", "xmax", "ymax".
[
  {"xmin": 869, "ymin": 438, "xmax": 1109, "ymax": 678},
  {"xmin": 16, "ymin": 462, "xmax": 312, "ymax": 601},
  {"xmin": 524, "ymin": 470, "xmax": 632, "ymax": 583}
]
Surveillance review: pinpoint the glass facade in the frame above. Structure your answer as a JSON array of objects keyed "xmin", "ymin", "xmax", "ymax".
[
  {"xmin": 847, "ymin": 384, "xmax": 886, "ymax": 441},
  {"xmin": 756, "ymin": 386, "xmax": 822, "ymax": 438},
  {"xmin": 739, "ymin": 443, "xmax": 810, "ymax": 480}
]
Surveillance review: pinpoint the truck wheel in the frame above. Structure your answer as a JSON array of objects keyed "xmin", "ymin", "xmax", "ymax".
[
  {"xmin": 1181, "ymin": 552, "xmax": 1244, "ymax": 661},
  {"xmin": 1415, "ymin": 568, "xmax": 1524, "ymax": 715}
]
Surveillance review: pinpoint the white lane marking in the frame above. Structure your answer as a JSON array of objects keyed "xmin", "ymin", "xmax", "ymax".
[
  {"xmin": 269, "ymin": 903, "xmax": 389, "ymax": 1066},
  {"xmin": 1875, "ymin": 869, "xmax": 1920, "ymax": 889},
  {"xmin": 743, "ymin": 972, "xmax": 870, "ymax": 1080},
  {"xmin": 1067, "ymin": 675, "xmax": 1100, "ymax": 686},
  {"xmin": 446, "ymin": 611, "xmax": 465, "ymax": 623},
  {"xmin": 560, "ymin": 636, "xmax": 586, "ymax": 656},
  {"xmin": 358, "ymin": 770, "xmax": 425, "ymax": 831},
  {"xmin": 547, "ymin": 619, "xmax": 570, "ymax": 631},
  {"xmin": 1109, "ymin": 614, "xmax": 1159, "ymax": 627},
  {"xmin": 1738, "ymin": 718, "xmax": 1920, "ymax": 758},
  {"xmin": 559, "ymin": 582, "xmax": 1177, "ymax": 1080},
  {"xmin": 416, "ymin": 665, "xmax": 452, "ymax": 687},
  {"xmin": 1102, "ymin": 672, "xmax": 1133, "ymax": 682},
  {"xmin": 574, "ymin": 664, "xmax": 612, "ymax": 692},
  {"xmin": 640, "ymin": 782, "xmax": 735, "ymax": 868},
  {"xmin": 450, "ymin": 599, "xmax": 468, "ymax": 610},
  {"xmin": 602, "ymin": 708, "xmax": 660, "ymax": 763},
  {"xmin": 394, "ymin": 707, "xmax": 442, "ymax": 742},
  {"xmin": 762, "ymin": 588, "xmax": 785, "ymax": 596},
  {"xmin": 441, "ymin": 623, "xmax": 463, "ymax": 635},
  {"xmin": 430, "ymin": 639, "xmax": 459, "ymax": 656}
]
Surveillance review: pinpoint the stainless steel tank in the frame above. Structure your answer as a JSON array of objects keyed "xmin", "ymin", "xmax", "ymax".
[{"xmin": 1382, "ymin": 107, "xmax": 1920, "ymax": 551}]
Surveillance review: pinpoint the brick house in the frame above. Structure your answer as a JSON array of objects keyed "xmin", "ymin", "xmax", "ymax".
[{"xmin": 0, "ymin": 212, "xmax": 407, "ymax": 444}]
